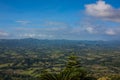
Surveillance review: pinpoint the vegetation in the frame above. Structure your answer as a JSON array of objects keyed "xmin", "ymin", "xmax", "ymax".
[
  {"xmin": 0, "ymin": 38, "xmax": 120, "ymax": 80},
  {"xmin": 41, "ymin": 55, "xmax": 96, "ymax": 80}
]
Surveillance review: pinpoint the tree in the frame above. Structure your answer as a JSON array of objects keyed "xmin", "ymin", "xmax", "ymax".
[
  {"xmin": 64, "ymin": 55, "xmax": 89, "ymax": 80},
  {"xmin": 40, "ymin": 55, "xmax": 97, "ymax": 80}
]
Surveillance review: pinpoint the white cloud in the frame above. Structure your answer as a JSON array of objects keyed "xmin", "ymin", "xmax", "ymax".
[
  {"xmin": 86, "ymin": 27, "xmax": 96, "ymax": 34},
  {"xmin": 21, "ymin": 33, "xmax": 36, "ymax": 38},
  {"xmin": 79, "ymin": 21, "xmax": 98, "ymax": 34},
  {"xmin": 0, "ymin": 31, "xmax": 9, "ymax": 37},
  {"xmin": 85, "ymin": 0, "xmax": 120, "ymax": 22},
  {"xmin": 105, "ymin": 29, "xmax": 116, "ymax": 35},
  {"xmin": 41, "ymin": 21, "xmax": 69, "ymax": 30},
  {"xmin": 44, "ymin": 21, "xmax": 67, "ymax": 26},
  {"xmin": 16, "ymin": 20, "xmax": 30, "ymax": 25},
  {"xmin": 19, "ymin": 33, "xmax": 53, "ymax": 39}
]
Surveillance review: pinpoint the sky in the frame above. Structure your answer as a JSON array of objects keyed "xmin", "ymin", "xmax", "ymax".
[{"xmin": 0, "ymin": 0, "xmax": 120, "ymax": 40}]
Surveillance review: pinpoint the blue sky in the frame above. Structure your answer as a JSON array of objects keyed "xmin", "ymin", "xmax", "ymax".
[{"xmin": 0, "ymin": 0, "xmax": 120, "ymax": 40}]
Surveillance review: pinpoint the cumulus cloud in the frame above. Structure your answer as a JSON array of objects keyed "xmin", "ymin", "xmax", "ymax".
[
  {"xmin": 85, "ymin": 0, "xmax": 120, "ymax": 22},
  {"xmin": 16, "ymin": 20, "xmax": 30, "ymax": 25}
]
